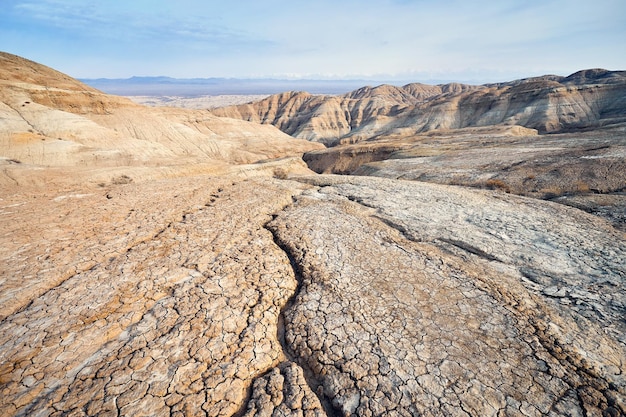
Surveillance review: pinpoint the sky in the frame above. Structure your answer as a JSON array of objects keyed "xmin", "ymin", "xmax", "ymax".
[{"xmin": 1, "ymin": 0, "xmax": 625, "ymax": 83}]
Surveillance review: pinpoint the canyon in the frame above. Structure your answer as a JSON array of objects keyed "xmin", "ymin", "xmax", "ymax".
[{"xmin": 1, "ymin": 52, "xmax": 625, "ymax": 416}]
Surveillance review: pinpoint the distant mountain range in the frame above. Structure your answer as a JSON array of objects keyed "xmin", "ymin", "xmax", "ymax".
[{"xmin": 80, "ymin": 76, "xmax": 410, "ymax": 96}]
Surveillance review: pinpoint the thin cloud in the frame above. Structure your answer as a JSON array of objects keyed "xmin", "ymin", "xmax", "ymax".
[
  {"xmin": 1, "ymin": 0, "xmax": 625, "ymax": 79},
  {"xmin": 11, "ymin": 0, "xmax": 272, "ymax": 50}
]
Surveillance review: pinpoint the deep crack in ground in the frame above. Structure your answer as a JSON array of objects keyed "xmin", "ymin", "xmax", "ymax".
[{"xmin": 264, "ymin": 211, "xmax": 340, "ymax": 417}]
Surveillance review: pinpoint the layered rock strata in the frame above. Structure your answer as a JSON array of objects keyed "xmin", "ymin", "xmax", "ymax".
[{"xmin": 212, "ymin": 69, "xmax": 626, "ymax": 145}]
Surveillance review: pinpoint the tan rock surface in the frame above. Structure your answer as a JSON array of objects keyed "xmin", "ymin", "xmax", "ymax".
[
  {"xmin": 0, "ymin": 176, "xmax": 308, "ymax": 416},
  {"xmin": 242, "ymin": 362, "xmax": 326, "ymax": 417},
  {"xmin": 1, "ymin": 53, "xmax": 625, "ymax": 417},
  {"xmin": 268, "ymin": 175, "xmax": 625, "ymax": 416},
  {"xmin": 4, "ymin": 172, "xmax": 623, "ymax": 416}
]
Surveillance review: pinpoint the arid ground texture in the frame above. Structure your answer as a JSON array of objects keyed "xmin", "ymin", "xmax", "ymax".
[{"xmin": 1, "ymin": 52, "xmax": 625, "ymax": 416}]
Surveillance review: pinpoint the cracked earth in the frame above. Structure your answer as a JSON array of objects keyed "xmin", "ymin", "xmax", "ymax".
[{"xmin": 1, "ymin": 174, "xmax": 624, "ymax": 416}]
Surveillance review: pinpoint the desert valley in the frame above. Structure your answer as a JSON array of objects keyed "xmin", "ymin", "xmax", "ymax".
[{"xmin": 1, "ymin": 51, "xmax": 625, "ymax": 416}]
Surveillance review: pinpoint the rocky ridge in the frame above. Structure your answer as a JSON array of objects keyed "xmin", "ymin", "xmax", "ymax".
[{"xmin": 211, "ymin": 69, "xmax": 626, "ymax": 145}]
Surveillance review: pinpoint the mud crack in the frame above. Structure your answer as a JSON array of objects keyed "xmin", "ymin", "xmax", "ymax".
[{"xmin": 264, "ymin": 214, "xmax": 339, "ymax": 417}]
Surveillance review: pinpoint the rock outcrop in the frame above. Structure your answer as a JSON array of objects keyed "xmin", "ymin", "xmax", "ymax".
[
  {"xmin": 212, "ymin": 70, "xmax": 626, "ymax": 145},
  {"xmin": 268, "ymin": 175, "xmax": 626, "ymax": 416}
]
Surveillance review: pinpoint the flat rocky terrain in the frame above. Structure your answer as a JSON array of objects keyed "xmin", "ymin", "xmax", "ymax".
[
  {"xmin": 127, "ymin": 95, "xmax": 270, "ymax": 110},
  {"xmin": 2, "ymin": 174, "xmax": 625, "ymax": 416},
  {"xmin": 1, "ymin": 52, "xmax": 625, "ymax": 416}
]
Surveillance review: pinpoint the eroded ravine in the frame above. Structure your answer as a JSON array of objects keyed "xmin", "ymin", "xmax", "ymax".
[{"xmin": 257, "ymin": 215, "xmax": 339, "ymax": 417}]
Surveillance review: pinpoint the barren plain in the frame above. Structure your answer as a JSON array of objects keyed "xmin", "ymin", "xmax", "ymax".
[
  {"xmin": 1, "ymin": 52, "xmax": 625, "ymax": 416},
  {"xmin": 127, "ymin": 95, "xmax": 270, "ymax": 110}
]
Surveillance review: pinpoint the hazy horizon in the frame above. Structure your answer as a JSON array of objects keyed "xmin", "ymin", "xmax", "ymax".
[
  {"xmin": 2, "ymin": 0, "xmax": 625, "ymax": 83},
  {"xmin": 79, "ymin": 69, "xmax": 612, "ymax": 97}
]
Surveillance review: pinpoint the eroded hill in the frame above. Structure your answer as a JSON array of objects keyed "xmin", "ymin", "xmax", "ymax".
[
  {"xmin": 1, "ymin": 53, "xmax": 625, "ymax": 416},
  {"xmin": 0, "ymin": 52, "xmax": 323, "ymax": 188},
  {"xmin": 211, "ymin": 67, "xmax": 626, "ymax": 229},
  {"xmin": 211, "ymin": 69, "xmax": 626, "ymax": 145}
]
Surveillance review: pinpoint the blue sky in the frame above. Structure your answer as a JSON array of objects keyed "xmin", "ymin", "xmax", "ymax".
[{"xmin": 1, "ymin": 0, "xmax": 625, "ymax": 82}]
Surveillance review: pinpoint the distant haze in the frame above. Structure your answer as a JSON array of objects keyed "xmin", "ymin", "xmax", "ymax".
[
  {"xmin": 81, "ymin": 77, "xmax": 400, "ymax": 96},
  {"xmin": 1, "ymin": 0, "xmax": 625, "ymax": 82}
]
